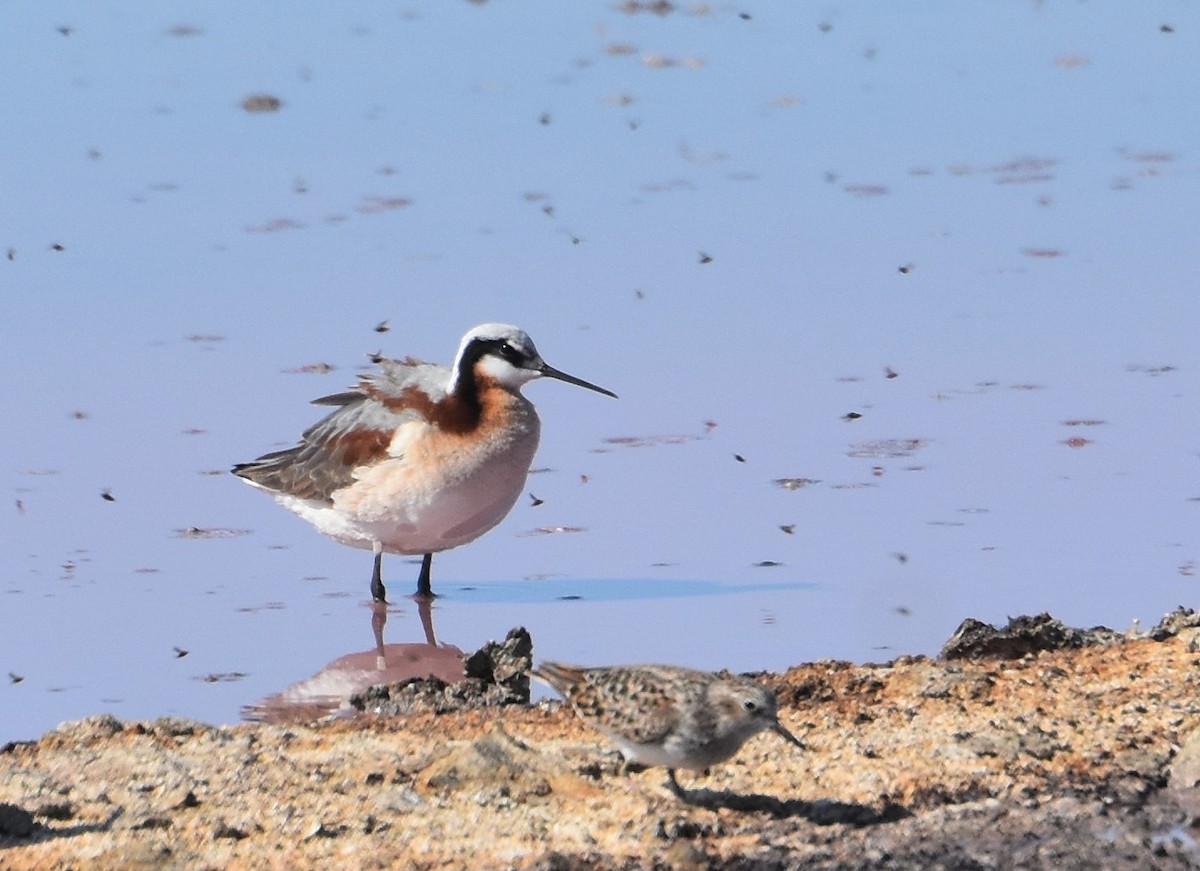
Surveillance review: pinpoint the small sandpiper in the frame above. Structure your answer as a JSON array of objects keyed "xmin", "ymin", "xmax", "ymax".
[
  {"xmin": 233, "ymin": 324, "xmax": 616, "ymax": 601},
  {"xmin": 533, "ymin": 661, "xmax": 804, "ymax": 795}
]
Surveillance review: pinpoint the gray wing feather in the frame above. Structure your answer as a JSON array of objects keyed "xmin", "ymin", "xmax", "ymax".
[{"xmin": 232, "ymin": 358, "xmax": 451, "ymax": 502}]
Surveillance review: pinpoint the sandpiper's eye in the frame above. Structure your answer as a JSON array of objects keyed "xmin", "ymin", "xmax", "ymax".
[{"xmin": 742, "ymin": 698, "xmax": 757, "ymax": 712}]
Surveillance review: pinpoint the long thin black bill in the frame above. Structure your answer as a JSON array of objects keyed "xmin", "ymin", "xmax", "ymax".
[
  {"xmin": 541, "ymin": 364, "xmax": 618, "ymax": 399},
  {"xmin": 773, "ymin": 720, "xmax": 806, "ymax": 750}
]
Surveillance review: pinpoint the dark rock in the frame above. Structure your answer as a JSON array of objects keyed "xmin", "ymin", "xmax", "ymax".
[
  {"xmin": 1150, "ymin": 606, "xmax": 1200, "ymax": 640},
  {"xmin": 148, "ymin": 717, "xmax": 211, "ymax": 738},
  {"xmin": 52, "ymin": 713, "xmax": 126, "ymax": 741},
  {"xmin": 940, "ymin": 613, "xmax": 1122, "ymax": 660},
  {"xmin": 352, "ymin": 627, "xmax": 533, "ymax": 715},
  {"xmin": 464, "ymin": 626, "xmax": 533, "ymax": 701}
]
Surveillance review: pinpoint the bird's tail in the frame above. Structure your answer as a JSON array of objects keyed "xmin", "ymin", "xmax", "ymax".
[{"xmin": 530, "ymin": 660, "xmax": 588, "ymax": 696}]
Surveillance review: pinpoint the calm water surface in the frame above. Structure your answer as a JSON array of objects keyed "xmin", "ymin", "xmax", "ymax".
[{"xmin": 2, "ymin": 2, "xmax": 1197, "ymax": 742}]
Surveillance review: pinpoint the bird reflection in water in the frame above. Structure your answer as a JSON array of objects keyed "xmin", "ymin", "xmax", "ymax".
[{"xmin": 243, "ymin": 598, "xmax": 464, "ymax": 724}]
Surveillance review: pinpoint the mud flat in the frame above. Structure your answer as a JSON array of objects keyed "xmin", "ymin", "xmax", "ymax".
[{"xmin": 5, "ymin": 612, "xmax": 1200, "ymax": 870}]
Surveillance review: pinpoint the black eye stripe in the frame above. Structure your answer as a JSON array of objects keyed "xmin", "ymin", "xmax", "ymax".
[
  {"xmin": 464, "ymin": 336, "xmax": 532, "ymax": 369},
  {"xmin": 490, "ymin": 339, "xmax": 528, "ymax": 365}
]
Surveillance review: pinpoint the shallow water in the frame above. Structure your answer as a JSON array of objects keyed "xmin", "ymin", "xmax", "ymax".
[{"xmin": 2, "ymin": 2, "xmax": 1198, "ymax": 743}]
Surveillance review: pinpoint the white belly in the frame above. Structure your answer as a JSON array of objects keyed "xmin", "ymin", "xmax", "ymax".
[
  {"xmin": 274, "ymin": 412, "xmax": 540, "ymax": 556},
  {"xmin": 608, "ymin": 730, "xmax": 749, "ymax": 772}
]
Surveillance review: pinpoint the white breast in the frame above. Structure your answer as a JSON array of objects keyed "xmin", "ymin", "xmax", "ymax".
[{"xmin": 315, "ymin": 398, "xmax": 542, "ymax": 555}]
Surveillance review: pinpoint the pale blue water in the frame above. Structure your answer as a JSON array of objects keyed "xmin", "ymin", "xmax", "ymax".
[{"xmin": 2, "ymin": 1, "xmax": 1197, "ymax": 742}]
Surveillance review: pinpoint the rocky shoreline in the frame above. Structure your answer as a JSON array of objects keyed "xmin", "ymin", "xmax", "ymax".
[{"xmin": 4, "ymin": 610, "xmax": 1200, "ymax": 869}]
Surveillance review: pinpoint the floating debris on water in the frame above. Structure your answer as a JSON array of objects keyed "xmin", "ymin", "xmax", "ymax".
[
  {"xmin": 847, "ymin": 438, "xmax": 928, "ymax": 459},
  {"xmin": 774, "ymin": 477, "xmax": 820, "ymax": 491},
  {"xmin": 241, "ymin": 94, "xmax": 282, "ymax": 113},
  {"xmin": 174, "ymin": 527, "xmax": 252, "ymax": 540}
]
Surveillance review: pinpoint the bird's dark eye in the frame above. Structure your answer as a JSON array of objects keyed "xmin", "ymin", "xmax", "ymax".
[
  {"xmin": 497, "ymin": 341, "xmax": 523, "ymax": 363},
  {"xmin": 742, "ymin": 699, "xmax": 757, "ymax": 712}
]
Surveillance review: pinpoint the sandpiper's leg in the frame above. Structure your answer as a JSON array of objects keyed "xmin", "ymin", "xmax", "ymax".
[
  {"xmin": 415, "ymin": 552, "xmax": 434, "ymax": 599},
  {"xmin": 370, "ymin": 542, "xmax": 386, "ymax": 603},
  {"xmin": 665, "ymin": 769, "xmax": 687, "ymax": 798}
]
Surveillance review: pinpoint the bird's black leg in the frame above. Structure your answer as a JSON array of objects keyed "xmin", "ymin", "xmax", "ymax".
[
  {"xmin": 371, "ymin": 599, "xmax": 388, "ymax": 668},
  {"xmin": 414, "ymin": 552, "xmax": 434, "ymax": 600},
  {"xmin": 416, "ymin": 595, "xmax": 437, "ymax": 646},
  {"xmin": 370, "ymin": 547, "xmax": 386, "ymax": 603}
]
